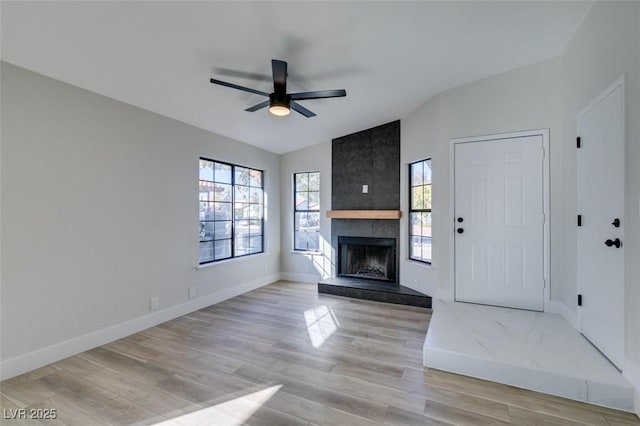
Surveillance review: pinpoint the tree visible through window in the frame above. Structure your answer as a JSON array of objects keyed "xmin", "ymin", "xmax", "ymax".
[
  {"xmin": 410, "ymin": 159, "xmax": 432, "ymax": 263},
  {"xmin": 294, "ymin": 172, "xmax": 320, "ymax": 251},
  {"xmin": 199, "ymin": 158, "xmax": 264, "ymax": 264}
]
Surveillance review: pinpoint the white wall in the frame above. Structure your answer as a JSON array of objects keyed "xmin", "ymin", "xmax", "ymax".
[
  {"xmin": 279, "ymin": 141, "xmax": 333, "ymax": 283},
  {"xmin": 557, "ymin": 0, "xmax": 640, "ymax": 370},
  {"xmin": 0, "ymin": 63, "xmax": 281, "ymax": 378},
  {"xmin": 400, "ymin": 57, "xmax": 562, "ymax": 299}
]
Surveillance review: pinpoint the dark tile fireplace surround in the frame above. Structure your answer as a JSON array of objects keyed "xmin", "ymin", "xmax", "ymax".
[{"xmin": 318, "ymin": 121, "xmax": 431, "ymax": 308}]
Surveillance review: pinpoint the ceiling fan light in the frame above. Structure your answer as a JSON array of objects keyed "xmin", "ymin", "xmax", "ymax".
[{"xmin": 269, "ymin": 104, "xmax": 290, "ymax": 116}]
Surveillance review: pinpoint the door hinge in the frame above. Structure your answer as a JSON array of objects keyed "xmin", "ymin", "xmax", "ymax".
[
  {"xmin": 577, "ymin": 214, "xmax": 582, "ymax": 226},
  {"xmin": 578, "ymin": 294, "xmax": 582, "ymax": 306},
  {"xmin": 577, "ymin": 136, "xmax": 581, "ymax": 148}
]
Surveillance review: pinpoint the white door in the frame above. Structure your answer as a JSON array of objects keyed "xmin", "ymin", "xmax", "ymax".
[
  {"xmin": 454, "ymin": 135, "xmax": 545, "ymax": 311},
  {"xmin": 577, "ymin": 78, "xmax": 625, "ymax": 369}
]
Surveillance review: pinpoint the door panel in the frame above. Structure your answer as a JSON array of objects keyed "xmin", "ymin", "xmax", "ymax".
[
  {"xmin": 455, "ymin": 135, "xmax": 544, "ymax": 311},
  {"xmin": 577, "ymin": 82, "xmax": 624, "ymax": 369}
]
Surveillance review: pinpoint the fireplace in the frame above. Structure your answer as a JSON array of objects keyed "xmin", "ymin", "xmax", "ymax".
[{"xmin": 338, "ymin": 236, "xmax": 396, "ymax": 283}]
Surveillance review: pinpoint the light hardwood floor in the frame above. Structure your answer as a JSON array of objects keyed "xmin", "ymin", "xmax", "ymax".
[{"xmin": 1, "ymin": 281, "xmax": 638, "ymax": 425}]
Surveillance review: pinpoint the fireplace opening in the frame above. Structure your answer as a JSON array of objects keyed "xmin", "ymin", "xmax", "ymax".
[{"xmin": 338, "ymin": 236, "xmax": 396, "ymax": 283}]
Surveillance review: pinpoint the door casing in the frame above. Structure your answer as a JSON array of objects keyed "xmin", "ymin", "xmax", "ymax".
[{"xmin": 448, "ymin": 129, "xmax": 550, "ymax": 309}]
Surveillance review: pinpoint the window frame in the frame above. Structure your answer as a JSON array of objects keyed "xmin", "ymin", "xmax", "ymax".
[
  {"xmin": 409, "ymin": 158, "xmax": 432, "ymax": 264},
  {"xmin": 199, "ymin": 158, "xmax": 264, "ymax": 265},
  {"xmin": 293, "ymin": 171, "xmax": 321, "ymax": 252}
]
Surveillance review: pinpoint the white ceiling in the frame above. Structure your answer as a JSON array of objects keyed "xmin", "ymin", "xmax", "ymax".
[{"xmin": 1, "ymin": 1, "xmax": 592, "ymax": 154}]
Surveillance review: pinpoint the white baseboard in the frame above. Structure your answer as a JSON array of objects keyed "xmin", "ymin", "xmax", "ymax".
[
  {"xmin": 0, "ymin": 273, "xmax": 280, "ymax": 381},
  {"xmin": 279, "ymin": 272, "xmax": 320, "ymax": 283},
  {"xmin": 546, "ymin": 300, "xmax": 579, "ymax": 331},
  {"xmin": 624, "ymin": 358, "xmax": 640, "ymax": 417}
]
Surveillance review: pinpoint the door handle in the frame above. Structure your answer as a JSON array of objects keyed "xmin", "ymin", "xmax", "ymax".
[
  {"xmin": 457, "ymin": 228, "xmax": 464, "ymax": 234},
  {"xmin": 605, "ymin": 238, "xmax": 622, "ymax": 248},
  {"xmin": 611, "ymin": 218, "xmax": 621, "ymax": 228},
  {"xmin": 457, "ymin": 217, "xmax": 464, "ymax": 223}
]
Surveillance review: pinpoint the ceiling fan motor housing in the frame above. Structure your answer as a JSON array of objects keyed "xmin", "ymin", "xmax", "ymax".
[{"xmin": 270, "ymin": 92, "xmax": 291, "ymax": 109}]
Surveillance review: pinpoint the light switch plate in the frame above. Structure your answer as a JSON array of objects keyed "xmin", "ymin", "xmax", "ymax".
[{"xmin": 362, "ymin": 185, "xmax": 368, "ymax": 194}]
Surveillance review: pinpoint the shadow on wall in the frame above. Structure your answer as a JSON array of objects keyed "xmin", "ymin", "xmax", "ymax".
[{"xmin": 298, "ymin": 236, "xmax": 335, "ymax": 280}]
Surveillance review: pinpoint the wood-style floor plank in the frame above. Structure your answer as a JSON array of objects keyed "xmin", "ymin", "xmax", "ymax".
[{"xmin": 0, "ymin": 280, "xmax": 637, "ymax": 425}]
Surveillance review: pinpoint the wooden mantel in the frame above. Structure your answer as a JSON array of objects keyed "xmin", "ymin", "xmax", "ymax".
[{"xmin": 326, "ymin": 210, "xmax": 402, "ymax": 220}]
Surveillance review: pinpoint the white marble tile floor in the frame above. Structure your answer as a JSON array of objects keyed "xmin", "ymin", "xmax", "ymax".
[{"xmin": 423, "ymin": 299, "xmax": 635, "ymax": 411}]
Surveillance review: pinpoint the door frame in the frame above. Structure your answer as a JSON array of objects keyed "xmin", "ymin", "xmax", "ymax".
[
  {"xmin": 576, "ymin": 75, "xmax": 625, "ymax": 359},
  {"xmin": 448, "ymin": 129, "xmax": 550, "ymax": 310}
]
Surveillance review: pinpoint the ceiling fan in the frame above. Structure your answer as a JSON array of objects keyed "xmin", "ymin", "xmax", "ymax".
[{"xmin": 209, "ymin": 59, "xmax": 346, "ymax": 118}]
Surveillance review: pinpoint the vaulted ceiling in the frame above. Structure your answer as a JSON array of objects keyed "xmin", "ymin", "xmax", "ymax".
[{"xmin": 1, "ymin": 1, "xmax": 592, "ymax": 154}]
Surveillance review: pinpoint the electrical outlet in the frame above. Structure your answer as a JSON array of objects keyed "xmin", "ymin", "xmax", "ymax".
[
  {"xmin": 362, "ymin": 184, "xmax": 368, "ymax": 194},
  {"xmin": 188, "ymin": 287, "xmax": 196, "ymax": 298},
  {"xmin": 150, "ymin": 297, "xmax": 159, "ymax": 310}
]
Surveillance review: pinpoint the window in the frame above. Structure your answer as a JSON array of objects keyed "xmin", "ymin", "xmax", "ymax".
[
  {"xmin": 409, "ymin": 159, "xmax": 432, "ymax": 263},
  {"xmin": 199, "ymin": 158, "xmax": 263, "ymax": 264},
  {"xmin": 294, "ymin": 172, "xmax": 320, "ymax": 251}
]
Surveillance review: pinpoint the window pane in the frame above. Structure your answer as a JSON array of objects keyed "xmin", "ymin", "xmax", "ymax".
[
  {"xmin": 248, "ymin": 236, "xmax": 262, "ymax": 254},
  {"xmin": 234, "ymin": 203, "xmax": 250, "ymax": 220},
  {"xmin": 294, "ymin": 212, "xmax": 305, "ymax": 231},
  {"xmin": 214, "ymin": 221, "xmax": 232, "ymax": 240},
  {"xmin": 199, "ymin": 202, "xmax": 213, "ymax": 220},
  {"xmin": 411, "ymin": 162, "xmax": 423, "ymax": 186},
  {"xmin": 214, "ymin": 162, "xmax": 232, "ymax": 183},
  {"xmin": 412, "ymin": 186, "xmax": 424, "ymax": 209},
  {"xmin": 410, "ymin": 212, "xmax": 421, "ymax": 237},
  {"xmin": 308, "ymin": 191, "xmax": 320, "ymax": 210},
  {"xmin": 214, "ymin": 183, "xmax": 232, "ymax": 202},
  {"xmin": 295, "ymin": 173, "xmax": 309, "ymax": 192},
  {"xmin": 250, "ymin": 187, "xmax": 263, "ymax": 204},
  {"xmin": 199, "ymin": 160, "xmax": 213, "ymax": 181},
  {"xmin": 199, "ymin": 241, "xmax": 214, "ymax": 263},
  {"xmin": 295, "ymin": 192, "xmax": 309, "ymax": 211},
  {"xmin": 307, "ymin": 212, "xmax": 320, "ymax": 231},
  {"xmin": 422, "ymin": 212, "xmax": 432, "ymax": 237},
  {"xmin": 308, "ymin": 172, "xmax": 320, "ymax": 191},
  {"xmin": 421, "ymin": 238, "xmax": 432, "ymax": 262},
  {"xmin": 410, "ymin": 236, "xmax": 422, "ymax": 260},
  {"xmin": 213, "ymin": 202, "xmax": 232, "ymax": 220},
  {"xmin": 235, "ymin": 237, "xmax": 250, "ymax": 256},
  {"xmin": 424, "ymin": 185, "xmax": 432, "ymax": 210},
  {"xmin": 200, "ymin": 221, "xmax": 214, "ymax": 241},
  {"xmin": 249, "ymin": 220, "xmax": 262, "ymax": 237},
  {"xmin": 235, "ymin": 219, "xmax": 249, "ymax": 238},
  {"xmin": 235, "ymin": 167, "xmax": 250, "ymax": 185},
  {"xmin": 199, "ymin": 181, "xmax": 214, "ymax": 201},
  {"xmin": 294, "ymin": 231, "xmax": 306, "ymax": 251},
  {"xmin": 250, "ymin": 169, "xmax": 262, "ymax": 187},
  {"xmin": 250, "ymin": 204, "xmax": 263, "ymax": 220},
  {"xmin": 235, "ymin": 185, "xmax": 249, "ymax": 202},
  {"xmin": 424, "ymin": 160, "xmax": 432, "ymax": 184},
  {"xmin": 214, "ymin": 240, "xmax": 231, "ymax": 260}
]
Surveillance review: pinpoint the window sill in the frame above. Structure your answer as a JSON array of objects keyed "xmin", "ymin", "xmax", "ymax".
[
  {"xmin": 407, "ymin": 258, "xmax": 433, "ymax": 269},
  {"xmin": 290, "ymin": 250, "xmax": 324, "ymax": 256},
  {"xmin": 197, "ymin": 252, "xmax": 265, "ymax": 269}
]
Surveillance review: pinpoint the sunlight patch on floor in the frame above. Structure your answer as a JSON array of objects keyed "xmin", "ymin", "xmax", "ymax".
[
  {"xmin": 155, "ymin": 384, "xmax": 282, "ymax": 425},
  {"xmin": 304, "ymin": 305, "xmax": 340, "ymax": 348}
]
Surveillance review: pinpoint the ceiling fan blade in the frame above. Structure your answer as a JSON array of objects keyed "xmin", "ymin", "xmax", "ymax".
[
  {"xmin": 290, "ymin": 89, "xmax": 347, "ymax": 100},
  {"xmin": 244, "ymin": 100, "xmax": 270, "ymax": 112},
  {"xmin": 290, "ymin": 101, "xmax": 316, "ymax": 118},
  {"xmin": 213, "ymin": 67, "xmax": 272, "ymax": 82},
  {"xmin": 272, "ymin": 59, "xmax": 288, "ymax": 93},
  {"xmin": 209, "ymin": 78, "xmax": 269, "ymax": 97}
]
